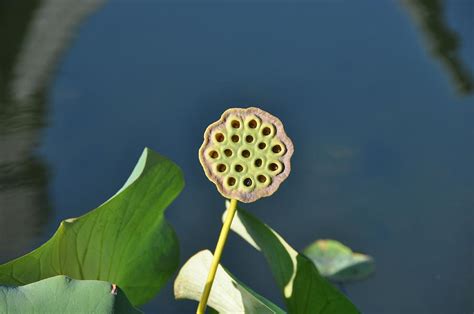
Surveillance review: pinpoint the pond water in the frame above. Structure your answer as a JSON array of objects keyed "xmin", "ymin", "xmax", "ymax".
[{"xmin": 1, "ymin": 1, "xmax": 473, "ymax": 313}]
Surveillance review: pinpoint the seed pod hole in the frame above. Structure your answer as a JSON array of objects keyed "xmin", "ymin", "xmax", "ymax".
[
  {"xmin": 243, "ymin": 178, "xmax": 253, "ymax": 187},
  {"xmin": 241, "ymin": 150, "xmax": 250, "ymax": 158},
  {"xmin": 248, "ymin": 119, "xmax": 257, "ymax": 128},
  {"xmin": 215, "ymin": 133, "xmax": 225, "ymax": 142},
  {"xmin": 254, "ymin": 159, "xmax": 262, "ymax": 167},
  {"xmin": 209, "ymin": 150, "xmax": 219, "ymax": 159},
  {"xmin": 217, "ymin": 164, "xmax": 227, "ymax": 172},
  {"xmin": 268, "ymin": 163, "xmax": 279, "ymax": 171},
  {"xmin": 262, "ymin": 127, "xmax": 271, "ymax": 136},
  {"xmin": 227, "ymin": 177, "xmax": 236, "ymax": 186},
  {"xmin": 231, "ymin": 120, "xmax": 240, "ymax": 128},
  {"xmin": 272, "ymin": 145, "xmax": 282, "ymax": 153},
  {"xmin": 245, "ymin": 135, "xmax": 254, "ymax": 143},
  {"xmin": 257, "ymin": 175, "xmax": 267, "ymax": 183},
  {"xmin": 231, "ymin": 135, "xmax": 240, "ymax": 143},
  {"xmin": 258, "ymin": 142, "xmax": 266, "ymax": 150},
  {"xmin": 235, "ymin": 164, "xmax": 243, "ymax": 172},
  {"xmin": 224, "ymin": 149, "xmax": 233, "ymax": 157}
]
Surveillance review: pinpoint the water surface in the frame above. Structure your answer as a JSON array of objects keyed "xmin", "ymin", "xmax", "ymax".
[{"xmin": 1, "ymin": 1, "xmax": 473, "ymax": 313}]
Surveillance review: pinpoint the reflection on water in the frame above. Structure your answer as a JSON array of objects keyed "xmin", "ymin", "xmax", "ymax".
[
  {"xmin": 402, "ymin": 0, "xmax": 474, "ymax": 94},
  {"xmin": 0, "ymin": 0, "xmax": 106, "ymax": 261}
]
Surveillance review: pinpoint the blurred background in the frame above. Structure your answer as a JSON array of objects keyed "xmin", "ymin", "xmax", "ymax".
[{"xmin": 0, "ymin": 0, "xmax": 473, "ymax": 313}]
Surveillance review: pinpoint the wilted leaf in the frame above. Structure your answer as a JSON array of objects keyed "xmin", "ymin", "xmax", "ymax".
[
  {"xmin": 225, "ymin": 204, "xmax": 360, "ymax": 314},
  {"xmin": 0, "ymin": 148, "xmax": 184, "ymax": 305},
  {"xmin": 0, "ymin": 275, "xmax": 141, "ymax": 313},
  {"xmin": 174, "ymin": 250, "xmax": 285, "ymax": 313},
  {"xmin": 303, "ymin": 240, "xmax": 374, "ymax": 282}
]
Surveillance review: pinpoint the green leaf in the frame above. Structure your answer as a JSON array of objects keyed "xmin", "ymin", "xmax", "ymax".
[
  {"xmin": 0, "ymin": 148, "xmax": 184, "ymax": 306},
  {"xmin": 225, "ymin": 204, "xmax": 360, "ymax": 314},
  {"xmin": 174, "ymin": 250, "xmax": 285, "ymax": 314},
  {"xmin": 0, "ymin": 275, "xmax": 141, "ymax": 313},
  {"xmin": 303, "ymin": 240, "xmax": 375, "ymax": 282}
]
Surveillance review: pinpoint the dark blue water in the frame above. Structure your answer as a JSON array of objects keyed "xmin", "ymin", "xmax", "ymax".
[{"xmin": 1, "ymin": 1, "xmax": 473, "ymax": 313}]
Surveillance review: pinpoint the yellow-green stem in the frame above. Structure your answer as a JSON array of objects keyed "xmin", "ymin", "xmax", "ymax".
[{"xmin": 196, "ymin": 199, "xmax": 238, "ymax": 314}]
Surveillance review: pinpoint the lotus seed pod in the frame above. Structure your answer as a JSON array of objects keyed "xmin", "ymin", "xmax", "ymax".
[{"xmin": 199, "ymin": 107, "xmax": 294, "ymax": 203}]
